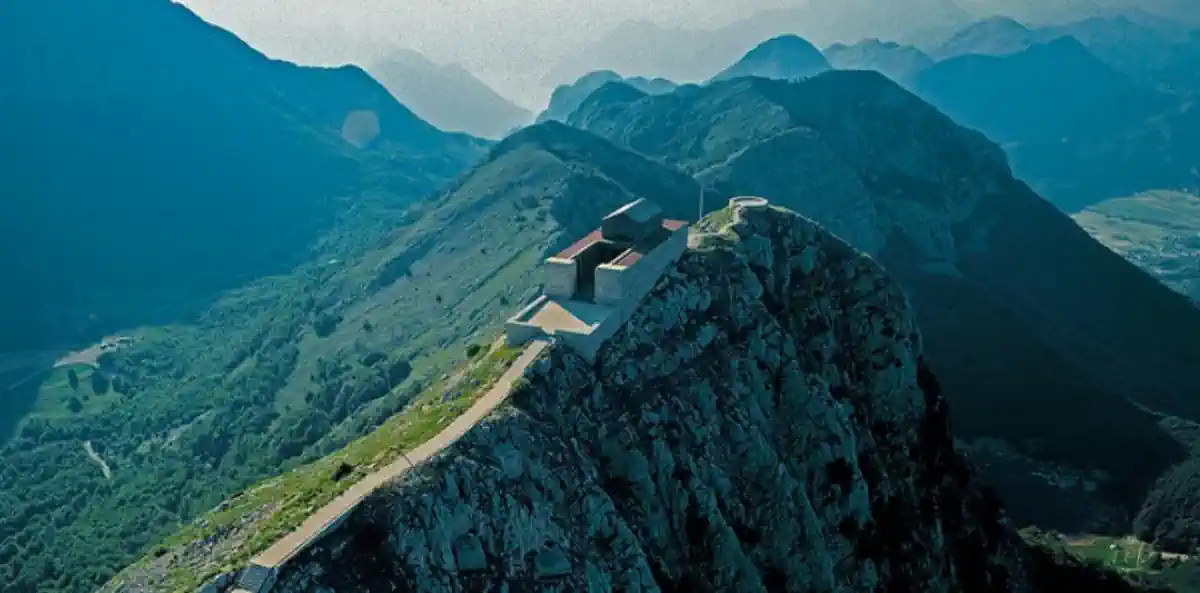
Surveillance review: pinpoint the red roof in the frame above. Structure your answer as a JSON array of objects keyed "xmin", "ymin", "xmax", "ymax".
[
  {"xmin": 555, "ymin": 219, "xmax": 687, "ymax": 261},
  {"xmin": 555, "ymin": 228, "xmax": 602, "ymax": 260},
  {"xmin": 614, "ymin": 249, "xmax": 643, "ymax": 266}
]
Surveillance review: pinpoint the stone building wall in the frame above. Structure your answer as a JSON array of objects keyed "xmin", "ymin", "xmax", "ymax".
[{"xmin": 543, "ymin": 258, "xmax": 577, "ymax": 298}]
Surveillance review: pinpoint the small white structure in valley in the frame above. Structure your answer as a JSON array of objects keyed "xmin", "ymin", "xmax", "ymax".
[{"xmin": 506, "ymin": 198, "xmax": 690, "ymax": 361}]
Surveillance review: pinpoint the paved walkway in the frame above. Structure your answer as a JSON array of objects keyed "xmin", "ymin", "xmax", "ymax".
[{"xmin": 251, "ymin": 339, "xmax": 548, "ymax": 569}]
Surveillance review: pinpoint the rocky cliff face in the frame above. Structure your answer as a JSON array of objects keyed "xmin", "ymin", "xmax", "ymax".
[
  {"xmin": 271, "ymin": 202, "xmax": 1029, "ymax": 593},
  {"xmin": 566, "ymin": 72, "xmax": 1200, "ymax": 537}
]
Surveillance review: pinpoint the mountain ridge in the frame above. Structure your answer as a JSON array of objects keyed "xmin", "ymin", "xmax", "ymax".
[
  {"xmin": 711, "ymin": 34, "xmax": 831, "ymax": 83},
  {"xmin": 368, "ymin": 49, "xmax": 532, "ymax": 139},
  {"xmin": 567, "ymin": 70, "xmax": 1200, "ymax": 535}
]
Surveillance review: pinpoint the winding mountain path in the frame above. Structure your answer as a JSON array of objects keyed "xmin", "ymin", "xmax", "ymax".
[{"xmin": 249, "ymin": 339, "xmax": 548, "ymax": 571}]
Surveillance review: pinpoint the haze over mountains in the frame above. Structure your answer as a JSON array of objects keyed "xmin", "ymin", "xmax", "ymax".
[
  {"xmin": 710, "ymin": 34, "xmax": 830, "ymax": 83},
  {"xmin": 0, "ymin": 0, "xmax": 482, "ymax": 354},
  {"xmin": 367, "ymin": 49, "xmax": 531, "ymax": 138},
  {"xmin": 538, "ymin": 0, "xmax": 1192, "ymax": 88},
  {"xmin": 536, "ymin": 70, "xmax": 677, "ymax": 124},
  {"xmin": 4, "ymin": 0, "xmax": 1200, "ymax": 592}
]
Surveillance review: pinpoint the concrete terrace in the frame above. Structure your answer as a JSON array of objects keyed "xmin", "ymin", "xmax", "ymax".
[{"xmin": 506, "ymin": 198, "xmax": 690, "ymax": 361}]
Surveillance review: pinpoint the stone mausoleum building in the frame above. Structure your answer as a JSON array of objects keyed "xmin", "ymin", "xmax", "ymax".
[{"xmin": 506, "ymin": 198, "xmax": 689, "ymax": 360}]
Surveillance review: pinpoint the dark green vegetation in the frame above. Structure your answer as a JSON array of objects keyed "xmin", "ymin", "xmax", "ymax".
[
  {"xmin": 566, "ymin": 72, "xmax": 1200, "ymax": 542},
  {"xmin": 710, "ymin": 34, "xmax": 831, "ymax": 83},
  {"xmin": 117, "ymin": 345, "xmax": 524, "ymax": 593},
  {"xmin": 0, "ymin": 0, "xmax": 482, "ymax": 355},
  {"xmin": 0, "ymin": 0, "xmax": 493, "ymax": 590},
  {"xmin": 101, "ymin": 119, "xmax": 717, "ymax": 590},
  {"xmin": 368, "ymin": 49, "xmax": 532, "ymax": 139},
  {"xmin": 1, "ymin": 6, "xmax": 716, "ymax": 581},
  {"xmin": 104, "ymin": 96, "xmax": 1148, "ymax": 592}
]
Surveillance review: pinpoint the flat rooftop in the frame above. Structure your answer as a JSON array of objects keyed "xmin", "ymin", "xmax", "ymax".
[
  {"xmin": 555, "ymin": 229, "xmax": 604, "ymax": 260},
  {"xmin": 553, "ymin": 219, "xmax": 689, "ymax": 262},
  {"xmin": 524, "ymin": 298, "xmax": 615, "ymax": 334}
]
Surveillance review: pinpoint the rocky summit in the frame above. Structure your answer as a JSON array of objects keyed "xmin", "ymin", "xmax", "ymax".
[{"xmin": 268, "ymin": 202, "xmax": 1029, "ymax": 593}]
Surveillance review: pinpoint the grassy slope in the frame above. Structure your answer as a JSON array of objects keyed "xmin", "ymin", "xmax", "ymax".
[
  {"xmin": 1074, "ymin": 190, "xmax": 1200, "ymax": 301},
  {"xmin": 104, "ymin": 344, "xmax": 522, "ymax": 593},
  {"xmin": 86, "ymin": 123, "xmax": 707, "ymax": 592}
]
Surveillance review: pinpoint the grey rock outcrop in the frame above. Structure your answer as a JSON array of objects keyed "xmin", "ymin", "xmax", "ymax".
[{"xmin": 272, "ymin": 203, "xmax": 1029, "ymax": 592}]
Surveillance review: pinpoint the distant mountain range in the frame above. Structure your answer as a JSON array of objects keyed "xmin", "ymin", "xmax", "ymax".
[
  {"xmin": 954, "ymin": 0, "xmax": 1200, "ymax": 28},
  {"xmin": 907, "ymin": 21, "xmax": 1199, "ymax": 212},
  {"xmin": 823, "ymin": 39, "xmax": 934, "ymax": 87},
  {"xmin": 536, "ymin": 70, "xmax": 677, "ymax": 123},
  {"xmin": 540, "ymin": 0, "xmax": 1198, "ymax": 89},
  {"xmin": 671, "ymin": 15, "xmax": 1196, "ymax": 217},
  {"xmin": 914, "ymin": 35, "xmax": 1171, "ymax": 144},
  {"xmin": 929, "ymin": 15, "xmax": 1048, "ymax": 59},
  {"xmin": 924, "ymin": 13, "xmax": 1200, "ymax": 91},
  {"xmin": 564, "ymin": 72, "xmax": 1200, "ymax": 539},
  {"xmin": 368, "ymin": 50, "xmax": 531, "ymax": 139},
  {"xmin": 542, "ymin": 0, "xmax": 973, "ymax": 87}
]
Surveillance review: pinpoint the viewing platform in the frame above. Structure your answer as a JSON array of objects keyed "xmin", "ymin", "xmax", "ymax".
[{"xmin": 505, "ymin": 198, "xmax": 689, "ymax": 361}]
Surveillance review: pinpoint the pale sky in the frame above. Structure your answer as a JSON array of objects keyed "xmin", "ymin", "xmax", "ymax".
[{"xmin": 178, "ymin": 0, "xmax": 794, "ymax": 108}]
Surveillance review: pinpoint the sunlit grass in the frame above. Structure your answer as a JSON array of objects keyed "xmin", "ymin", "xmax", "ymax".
[{"xmin": 158, "ymin": 343, "xmax": 523, "ymax": 591}]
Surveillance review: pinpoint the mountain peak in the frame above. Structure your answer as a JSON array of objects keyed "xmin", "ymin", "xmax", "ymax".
[
  {"xmin": 368, "ymin": 50, "xmax": 530, "ymax": 139},
  {"xmin": 712, "ymin": 34, "xmax": 831, "ymax": 82},
  {"xmin": 931, "ymin": 15, "xmax": 1044, "ymax": 59},
  {"xmin": 247, "ymin": 197, "xmax": 1035, "ymax": 592},
  {"xmin": 823, "ymin": 39, "xmax": 935, "ymax": 86},
  {"xmin": 537, "ymin": 70, "xmax": 677, "ymax": 124},
  {"xmin": 915, "ymin": 33, "xmax": 1164, "ymax": 144}
]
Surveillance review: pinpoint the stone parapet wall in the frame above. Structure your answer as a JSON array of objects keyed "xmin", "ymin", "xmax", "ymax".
[
  {"xmin": 593, "ymin": 264, "xmax": 626, "ymax": 306},
  {"xmin": 505, "ymin": 296, "xmax": 550, "ymax": 347},
  {"xmin": 543, "ymin": 258, "xmax": 577, "ymax": 298}
]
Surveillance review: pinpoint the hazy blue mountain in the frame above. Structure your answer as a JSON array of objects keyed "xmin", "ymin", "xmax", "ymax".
[
  {"xmin": 1045, "ymin": 15, "xmax": 1200, "ymax": 91},
  {"xmin": 543, "ymin": 0, "xmax": 972, "ymax": 87},
  {"xmin": 0, "ymin": 0, "xmax": 484, "ymax": 356},
  {"xmin": 368, "ymin": 49, "xmax": 531, "ymax": 139},
  {"xmin": 1006, "ymin": 98, "xmax": 1200, "ymax": 211},
  {"xmin": 914, "ymin": 36, "xmax": 1170, "ymax": 144},
  {"xmin": 928, "ymin": 12, "xmax": 1200, "ymax": 92},
  {"xmin": 913, "ymin": 30, "xmax": 1197, "ymax": 212},
  {"xmin": 540, "ymin": 20, "xmax": 752, "ymax": 88},
  {"xmin": 956, "ymin": 0, "xmax": 1200, "ymax": 27},
  {"xmin": 536, "ymin": 70, "xmax": 676, "ymax": 123},
  {"xmin": 710, "ymin": 35, "xmax": 831, "ymax": 83},
  {"xmin": 823, "ymin": 39, "xmax": 935, "ymax": 86},
  {"xmin": 930, "ymin": 16, "xmax": 1048, "ymax": 59}
]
